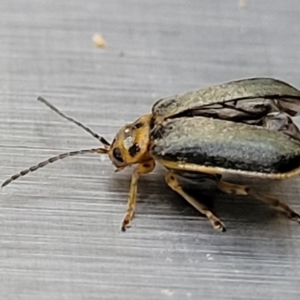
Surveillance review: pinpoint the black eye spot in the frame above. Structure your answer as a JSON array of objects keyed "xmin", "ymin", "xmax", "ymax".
[
  {"xmin": 133, "ymin": 122, "xmax": 143, "ymax": 129},
  {"xmin": 129, "ymin": 143, "xmax": 140, "ymax": 157},
  {"xmin": 113, "ymin": 147, "xmax": 124, "ymax": 163}
]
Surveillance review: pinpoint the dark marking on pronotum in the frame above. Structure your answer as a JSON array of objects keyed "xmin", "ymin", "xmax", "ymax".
[
  {"xmin": 129, "ymin": 143, "xmax": 140, "ymax": 157},
  {"xmin": 133, "ymin": 122, "xmax": 144, "ymax": 129}
]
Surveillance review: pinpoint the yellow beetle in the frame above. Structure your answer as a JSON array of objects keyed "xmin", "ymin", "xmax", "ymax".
[{"xmin": 3, "ymin": 78, "xmax": 300, "ymax": 232}]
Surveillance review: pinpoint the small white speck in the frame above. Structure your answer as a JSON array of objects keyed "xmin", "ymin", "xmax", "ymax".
[
  {"xmin": 161, "ymin": 289, "xmax": 174, "ymax": 296},
  {"xmin": 238, "ymin": 0, "xmax": 247, "ymax": 8},
  {"xmin": 99, "ymin": 155, "xmax": 106, "ymax": 162},
  {"xmin": 124, "ymin": 128, "xmax": 130, "ymax": 133},
  {"xmin": 166, "ymin": 257, "xmax": 173, "ymax": 262},
  {"xmin": 186, "ymin": 292, "xmax": 192, "ymax": 298},
  {"xmin": 206, "ymin": 253, "xmax": 214, "ymax": 261},
  {"xmin": 92, "ymin": 34, "xmax": 107, "ymax": 48}
]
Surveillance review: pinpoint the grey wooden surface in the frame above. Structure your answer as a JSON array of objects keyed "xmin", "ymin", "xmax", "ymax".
[{"xmin": 1, "ymin": 0, "xmax": 300, "ymax": 299}]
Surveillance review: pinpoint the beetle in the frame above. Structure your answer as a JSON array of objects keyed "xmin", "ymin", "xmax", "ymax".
[{"xmin": 3, "ymin": 77, "xmax": 300, "ymax": 231}]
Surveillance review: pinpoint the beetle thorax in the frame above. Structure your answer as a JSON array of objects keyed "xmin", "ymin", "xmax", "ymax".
[{"xmin": 108, "ymin": 114, "xmax": 153, "ymax": 168}]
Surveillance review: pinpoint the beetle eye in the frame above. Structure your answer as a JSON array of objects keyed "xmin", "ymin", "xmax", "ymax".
[{"xmin": 113, "ymin": 147, "xmax": 124, "ymax": 163}]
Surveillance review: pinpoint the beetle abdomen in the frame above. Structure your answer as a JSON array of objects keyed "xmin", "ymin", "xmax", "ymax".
[{"xmin": 150, "ymin": 117, "xmax": 300, "ymax": 174}]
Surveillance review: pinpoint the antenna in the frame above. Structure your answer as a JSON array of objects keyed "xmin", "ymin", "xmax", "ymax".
[
  {"xmin": 1, "ymin": 148, "xmax": 108, "ymax": 187},
  {"xmin": 37, "ymin": 97, "xmax": 111, "ymax": 148}
]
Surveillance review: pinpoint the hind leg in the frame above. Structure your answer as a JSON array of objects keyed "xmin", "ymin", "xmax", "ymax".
[{"xmin": 216, "ymin": 179, "xmax": 300, "ymax": 222}]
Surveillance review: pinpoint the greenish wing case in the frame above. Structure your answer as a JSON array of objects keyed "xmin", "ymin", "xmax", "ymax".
[
  {"xmin": 152, "ymin": 78, "xmax": 300, "ymax": 118},
  {"xmin": 150, "ymin": 117, "xmax": 300, "ymax": 174},
  {"xmin": 152, "ymin": 78, "xmax": 300, "ymax": 142}
]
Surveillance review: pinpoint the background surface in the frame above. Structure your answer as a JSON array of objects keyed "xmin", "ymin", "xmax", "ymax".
[{"xmin": 1, "ymin": 1, "xmax": 300, "ymax": 299}]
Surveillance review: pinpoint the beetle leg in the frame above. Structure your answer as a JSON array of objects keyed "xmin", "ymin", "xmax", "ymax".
[
  {"xmin": 121, "ymin": 160, "xmax": 155, "ymax": 231},
  {"xmin": 248, "ymin": 190, "xmax": 300, "ymax": 222},
  {"xmin": 215, "ymin": 180, "xmax": 249, "ymax": 196},
  {"xmin": 216, "ymin": 180, "xmax": 300, "ymax": 222},
  {"xmin": 165, "ymin": 171, "xmax": 226, "ymax": 232}
]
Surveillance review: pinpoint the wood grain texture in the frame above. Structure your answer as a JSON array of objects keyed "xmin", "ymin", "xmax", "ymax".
[{"xmin": 0, "ymin": 0, "xmax": 300, "ymax": 299}]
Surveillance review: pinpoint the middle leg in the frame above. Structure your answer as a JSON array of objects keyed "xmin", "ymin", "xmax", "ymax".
[{"xmin": 165, "ymin": 171, "xmax": 226, "ymax": 232}]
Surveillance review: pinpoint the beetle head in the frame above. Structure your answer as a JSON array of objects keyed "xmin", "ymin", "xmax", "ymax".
[{"xmin": 108, "ymin": 114, "xmax": 152, "ymax": 170}]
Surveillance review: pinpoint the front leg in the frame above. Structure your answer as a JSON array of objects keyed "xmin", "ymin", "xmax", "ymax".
[{"xmin": 121, "ymin": 160, "xmax": 155, "ymax": 231}]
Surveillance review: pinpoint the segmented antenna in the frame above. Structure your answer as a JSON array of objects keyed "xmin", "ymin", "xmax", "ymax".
[
  {"xmin": 1, "ymin": 148, "xmax": 108, "ymax": 187},
  {"xmin": 37, "ymin": 97, "xmax": 111, "ymax": 148}
]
